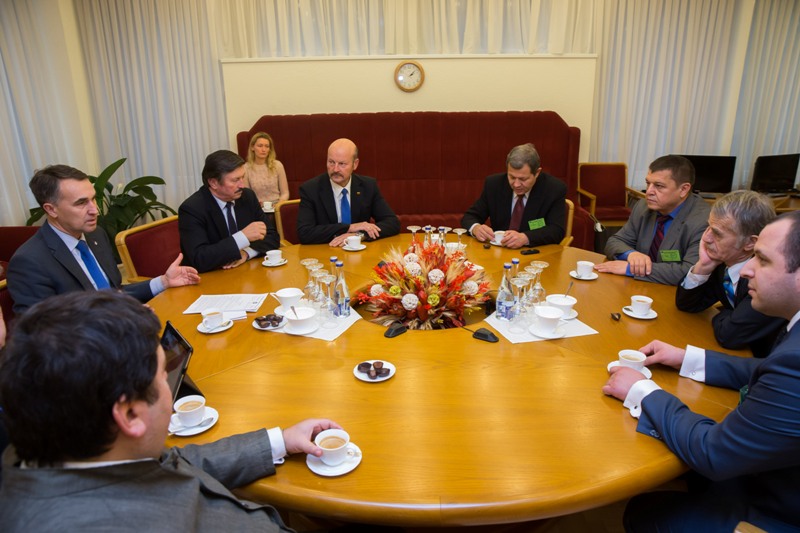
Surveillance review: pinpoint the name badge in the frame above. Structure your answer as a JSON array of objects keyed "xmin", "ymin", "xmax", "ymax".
[
  {"xmin": 528, "ymin": 218, "xmax": 545, "ymax": 230},
  {"xmin": 659, "ymin": 249, "xmax": 681, "ymax": 262}
]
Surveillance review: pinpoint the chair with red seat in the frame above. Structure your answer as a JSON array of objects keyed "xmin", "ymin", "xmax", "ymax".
[
  {"xmin": 274, "ymin": 200, "xmax": 300, "ymax": 246},
  {"xmin": 114, "ymin": 216, "xmax": 180, "ymax": 283},
  {"xmin": 577, "ymin": 163, "xmax": 643, "ymax": 227}
]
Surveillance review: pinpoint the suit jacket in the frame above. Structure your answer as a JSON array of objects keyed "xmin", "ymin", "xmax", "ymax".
[
  {"xmin": 676, "ymin": 263, "xmax": 786, "ymax": 357},
  {"xmin": 7, "ymin": 221, "xmax": 153, "ymax": 315},
  {"xmin": 461, "ymin": 172, "xmax": 567, "ymax": 247},
  {"xmin": 296, "ymin": 173, "xmax": 400, "ymax": 244},
  {"xmin": 604, "ymin": 193, "xmax": 710, "ymax": 285},
  {"xmin": 637, "ymin": 325, "xmax": 800, "ymax": 529},
  {"xmin": 0, "ymin": 430, "xmax": 292, "ymax": 532},
  {"xmin": 179, "ymin": 186, "xmax": 279, "ymax": 273}
]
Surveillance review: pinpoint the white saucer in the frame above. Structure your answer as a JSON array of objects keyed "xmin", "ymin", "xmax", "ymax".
[
  {"xmin": 262, "ymin": 258, "xmax": 288, "ymax": 267},
  {"xmin": 342, "ymin": 243, "xmax": 366, "ymax": 251},
  {"xmin": 622, "ymin": 307, "xmax": 658, "ymax": 320},
  {"xmin": 489, "ymin": 240, "xmax": 503, "ymax": 246},
  {"xmin": 169, "ymin": 407, "xmax": 219, "ymax": 436},
  {"xmin": 570, "ymin": 270, "xmax": 599, "ymax": 281},
  {"xmin": 353, "ymin": 360, "xmax": 396, "ymax": 383},
  {"xmin": 607, "ymin": 361, "xmax": 652, "ymax": 379},
  {"xmin": 262, "ymin": 207, "xmax": 275, "ymax": 213},
  {"xmin": 528, "ymin": 325, "xmax": 565, "ymax": 339},
  {"xmin": 284, "ymin": 321, "xmax": 320, "ymax": 336},
  {"xmin": 197, "ymin": 320, "xmax": 233, "ymax": 334},
  {"xmin": 307, "ymin": 443, "xmax": 362, "ymax": 477},
  {"xmin": 252, "ymin": 317, "xmax": 287, "ymax": 331},
  {"xmin": 558, "ymin": 309, "xmax": 578, "ymax": 320}
]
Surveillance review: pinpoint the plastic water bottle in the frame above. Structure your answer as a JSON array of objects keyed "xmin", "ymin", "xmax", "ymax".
[
  {"xmin": 496, "ymin": 262, "xmax": 514, "ymax": 320},
  {"xmin": 334, "ymin": 260, "xmax": 351, "ymax": 317}
]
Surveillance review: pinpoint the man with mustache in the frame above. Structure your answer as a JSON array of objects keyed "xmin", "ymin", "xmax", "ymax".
[
  {"xmin": 179, "ymin": 150, "xmax": 280, "ymax": 273},
  {"xmin": 7, "ymin": 165, "xmax": 199, "ymax": 314},
  {"xmin": 297, "ymin": 138, "xmax": 399, "ymax": 246}
]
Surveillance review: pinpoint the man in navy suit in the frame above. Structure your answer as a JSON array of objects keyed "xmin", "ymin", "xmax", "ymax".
[
  {"xmin": 676, "ymin": 190, "xmax": 785, "ymax": 357},
  {"xmin": 603, "ymin": 211, "xmax": 800, "ymax": 531},
  {"xmin": 179, "ymin": 150, "xmax": 280, "ymax": 273},
  {"xmin": 7, "ymin": 165, "xmax": 199, "ymax": 314},
  {"xmin": 297, "ymin": 138, "xmax": 399, "ymax": 246},
  {"xmin": 461, "ymin": 143, "xmax": 566, "ymax": 249}
]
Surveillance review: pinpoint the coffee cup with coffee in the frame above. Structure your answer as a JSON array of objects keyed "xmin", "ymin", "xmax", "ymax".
[
  {"xmin": 262, "ymin": 201, "xmax": 274, "ymax": 211},
  {"xmin": 492, "ymin": 230, "xmax": 506, "ymax": 245},
  {"xmin": 266, "ymin": 249, "xmax": 283, "ymax": 264},
  {"xmin": 630, "ymin": 295, "xmax": 653, "ymax": 316},
  {"xmin": 576, "ymin": 260, "xmax": 594, "ymax": 278},
  {"xmin": 345, "ymin": 235, "xmax": 362, "ymax": 249},
  {"xmin": 618, "ymin": 349, "xmax": 646, "ymax": 372},
  {"xmin": 314, "ymin": 428, "xmax": 351, "ymax": 466},
  {"xmin": 201, "ymin": 308, "xmax": 224, "ymax": 330},
  {"xmin": 174, "ymin": 394, "xmax": 206, "ymax": 427}
]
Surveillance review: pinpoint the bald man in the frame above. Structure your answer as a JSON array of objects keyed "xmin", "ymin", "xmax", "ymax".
[{"xmin": 297, "ymin": 138, "xmax": 399, "ymax": 246}]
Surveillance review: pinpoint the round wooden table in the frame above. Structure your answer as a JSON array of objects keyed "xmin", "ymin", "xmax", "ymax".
[{"xmin": 152, "ymin": 235, "xmax": 743, "ymax": 527}]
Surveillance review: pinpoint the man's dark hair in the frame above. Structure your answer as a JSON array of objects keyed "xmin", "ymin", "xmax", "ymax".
[
  {"xmin": 201, "ymin": 150, "xmax": 245, "ymax": 187},
  {"xmin": 649, "ymin": 155, "xmax": 696, "ymax": 186},
  {"xmin": 0, "ymin": 291, "xmax": 162, "ymax": 464},
  {"xmin": 780, "ymin": 210, "xmax": 800, "ymax": 273},
  {"xmin": 29, "ymin": 165, "xmax": 90, "ymax": 207}
]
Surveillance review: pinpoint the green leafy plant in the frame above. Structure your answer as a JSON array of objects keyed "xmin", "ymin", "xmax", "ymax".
[{"xmin": 26, "ymin": 158, "xmax": 176, "ymax": 259}]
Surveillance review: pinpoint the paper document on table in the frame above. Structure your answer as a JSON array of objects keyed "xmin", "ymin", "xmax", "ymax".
[{"xmin": 183, "ymin": 294, "xmax": 268, "ymax": 315}]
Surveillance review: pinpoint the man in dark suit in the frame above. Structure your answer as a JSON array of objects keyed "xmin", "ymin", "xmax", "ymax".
[
  {"xmin": 598, "ymin": 155, "xmax": 710, "ymax": 285},
  {"xmin": 676, "ymin": 190, "xmax": 784, "ymax": 358},
  {"xmin": 179, "ymin": 150, "xmax": 279, "ymax": 273},
  {"xmin": 7, "ymin": 165, "xmax": 199, "ymax": 315},
  {"xmin": 461, "ymin": 143, "xmax": 567, "ymax": 249},
  {"xmin": 0, "ymin": 290, "xmax": 341, "ymax": 531},
  {"xmin": 603, "ymin": 211, "xmax": 800, "ymax": 531},
  {"xmin": 297, "ymin": 138, "xmax": 399, "ymax": 246}
]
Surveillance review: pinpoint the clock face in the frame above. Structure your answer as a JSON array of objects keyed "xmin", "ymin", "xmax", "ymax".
[{"xmin": 394, "ymin": 61, "xmax": 424, "ymax": 92}]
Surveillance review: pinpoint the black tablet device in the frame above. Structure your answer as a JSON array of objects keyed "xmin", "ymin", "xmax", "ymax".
[{"xmin": 160, "ymin": 320, "xmax": 194, "ymax": 403}]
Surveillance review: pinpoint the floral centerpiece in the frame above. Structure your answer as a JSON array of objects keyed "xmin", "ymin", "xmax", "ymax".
[{"xmin": 355, "ymin": 242, "xmax": 491, "ymax": 330}]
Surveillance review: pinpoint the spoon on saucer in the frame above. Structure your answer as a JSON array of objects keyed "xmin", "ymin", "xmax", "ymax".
[{"xmin": 169, "ymin": 416, "xmax": 214, "ymax": 436}]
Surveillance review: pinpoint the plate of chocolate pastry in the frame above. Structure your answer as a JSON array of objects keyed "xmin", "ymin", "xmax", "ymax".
[{"xmin": 353, "ymin": 360, "xmax": 396, "ymax": 383}]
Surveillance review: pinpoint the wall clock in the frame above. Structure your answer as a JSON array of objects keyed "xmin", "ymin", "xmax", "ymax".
[{"xmin": 394, "ymin": 61, "xmax": 424, "ymax": 92}]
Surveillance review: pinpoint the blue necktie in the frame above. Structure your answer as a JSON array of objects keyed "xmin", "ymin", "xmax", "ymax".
[
  {"xmin": 340, "ymin": 189, "xmax": 351, "ymax": 224},
  {"xmin": 225, "ymin": 202, "xmax": 238, "ymax": 235},
  {"xmin": 76, "ymin": 240, "xmax": 110, "ymax": 289},
  {"xmin": 722, "ymin": 269, "xmax": 735, "ymax": 306}
]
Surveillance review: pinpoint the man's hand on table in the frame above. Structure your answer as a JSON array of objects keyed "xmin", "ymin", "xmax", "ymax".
[
  {"xmin": 283, "ymin": 418, "xmax": 343, "ymax": 458},
  {"xmin": 500, "ymin": 230, "xmax": 529, "ymax": 249},
  {"xmin": 602, "ymin": 366, "xmax": 648, "ymax": 401},
  {"xmin": 222, "ymin": 250, "xmax": 248, "ymax": 270},
  {"xmin": 639, "ymin": 340, "xmax": 686, "ymax": 370},
  {"xmin": 596, "ymin": 251, "xmax": 652, "ymax": 277},
  {"xmin": 471, "ymin": 224, "xmax": 495, "ymax": 243}
]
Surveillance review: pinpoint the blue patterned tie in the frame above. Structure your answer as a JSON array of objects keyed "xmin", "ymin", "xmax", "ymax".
[
  {"xmin": 340, "ymin": 189, "xmax": 351, "ymax": 224},
  {"xmin": 722, "ymin": 269, "xmax": 735, "ymax": 306},
  {"xmin": 76, "ymin": 240, "xmax": 110, "ymax": 289}
]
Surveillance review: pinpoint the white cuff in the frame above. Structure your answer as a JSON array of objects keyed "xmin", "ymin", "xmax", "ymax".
[
  {"xmin": 233, "ymin": 231, "xmax": 250, "ymax": 251},
  {"xmin": 623, "ymin": 379, "xmax": 662, "ymax": 418},
  {"xmin": 681, "ymin": 267, "xmax": 710, "ymax": 289},
  {"xmin": 679, "ymin": 345, "xmax": 706, "ymax": 382},
  {"xmin": 267, "ymin": 426, "xmax": 287, "ymax": 465},
  {"xmin": 468, "ymin": 223, "xmax": 479, "ymax": 236}
]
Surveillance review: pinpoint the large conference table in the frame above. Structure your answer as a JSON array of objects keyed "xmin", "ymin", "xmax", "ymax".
[{"xmin": 152, "ymin": 234, "xmax": 745, "ymax": 527}]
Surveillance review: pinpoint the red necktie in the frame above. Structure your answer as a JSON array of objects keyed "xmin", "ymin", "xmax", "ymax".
[
  {"xmin": 648, "ymin": 214, "xmax": 671, "ymax": 261},
  {"xmin": 509, "ymin": 194, "xmax": 525, "ymax": 231}
]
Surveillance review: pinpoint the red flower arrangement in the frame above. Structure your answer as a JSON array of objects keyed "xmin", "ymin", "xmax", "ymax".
[{"xmin": 355, "ymin": 242, "xmax": 491, "ymax": 330}]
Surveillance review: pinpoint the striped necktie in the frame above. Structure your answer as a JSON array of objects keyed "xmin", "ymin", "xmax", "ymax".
[
  {"xmin": 648, "ymin": 214, "xmax": 671, "ymax": 261},
  {"xmin": 722, "ymin": 269, "xmax": 735, "ymax": 306}
]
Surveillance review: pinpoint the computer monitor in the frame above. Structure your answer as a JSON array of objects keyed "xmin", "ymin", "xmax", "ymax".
[
  {"xmin": 673, "ymin": 154, "xmax": 737, "ymax": 194},
  {"xmin": 750, "ymin": 153, "xmax": 800, "ymax": 193}
]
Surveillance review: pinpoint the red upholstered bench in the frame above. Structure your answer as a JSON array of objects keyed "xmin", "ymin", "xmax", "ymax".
[{"xmin": 237, "ymin": 111, "xmax": 593, "ymax": 250}]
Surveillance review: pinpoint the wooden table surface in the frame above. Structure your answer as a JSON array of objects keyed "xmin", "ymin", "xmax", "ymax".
[{"xmin": 152, "ymin": 235, "xmax": 745, "ymax": 527}]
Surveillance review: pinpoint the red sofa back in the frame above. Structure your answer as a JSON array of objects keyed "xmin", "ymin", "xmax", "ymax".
[{"xmin": 237, "ymin": 111, "xmax": 592, "ymax": 249}]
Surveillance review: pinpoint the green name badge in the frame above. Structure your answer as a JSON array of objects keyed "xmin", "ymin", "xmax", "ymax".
[
  {"xmin": 659, "ymin": 249, "xmax": 681, "ymax": 262},
  {"xmin": 528, "ymin": 218, "xmax": 545, "ymax": 230}
]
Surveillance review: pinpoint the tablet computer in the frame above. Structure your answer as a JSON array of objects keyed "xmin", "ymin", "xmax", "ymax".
[{"xmin": 160, "ymin": 320, "xmax": 194, "ymax": 403}]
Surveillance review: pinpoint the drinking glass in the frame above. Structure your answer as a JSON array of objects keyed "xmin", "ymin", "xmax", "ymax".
[
  {"xmin": 319, "ymin": 274, "xmax": 338, "ymax": 328},
  {"xmin": 304, "ymin": 262, "xmax": 323, "ymax": 300},
  {"xmin": 452, "ymin": 228, "xmax": 467, "ymax": 245},
  {"xmin": 508, "ymin": 277, "xmax": 530, "ymax": 334},
  {"xmin": 407, "ymin": 225, "xmax": 421, "ymax": 252},
  {"xmin": 311, "ymin": 270, "xmax": 328, "ymax": 313}
]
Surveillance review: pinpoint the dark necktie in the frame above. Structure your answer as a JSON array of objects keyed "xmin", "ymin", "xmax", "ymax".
[
  {"xmin": 648, "ymin": 214, "xmax": 671, "ymax": 261},
  {"xmin": 76, "ymin": 240, "xmax": 111, "ymax": 289},
  {"xmin": 722, "ymin": 269, "xmax": 736, "ymax": 306},
  {"xmin": 341, "ymin": 189, "xmax": 351, "ymax": 224},
  {"xmin": 509, "ymin": 194, "xmax": 525, "ymax": 231},
  {"xmin": 225, "ymin": 202, "xmax": 238, "ymax": 235}
]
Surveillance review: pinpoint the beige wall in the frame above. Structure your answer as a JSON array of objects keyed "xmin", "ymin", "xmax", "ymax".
[{"xmin": 221, "ymin": 55, "xmax": 596, "ymax": 162}]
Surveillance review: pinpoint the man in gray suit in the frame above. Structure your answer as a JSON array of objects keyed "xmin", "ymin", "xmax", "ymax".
[
  {"xmin": 0, "ymin": 290, "xmax": 341, "ymax": 532},
  {"xmin": 597, "ymin": 155, "xmax": 710, "ymax": 285},
  {"xmin": 7, "ymin": 165, "xmax": 199, "ymax": 314}
]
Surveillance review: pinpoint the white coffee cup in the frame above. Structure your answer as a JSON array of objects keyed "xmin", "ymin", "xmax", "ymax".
[
  {"xmin": 630, "ymin": 295, "xmax": 653, "ymax": 316},
  {"xmin": 534, "ymin": 305, "xmax": 564, "ymax": 334},
  {"xmin": 545, "ymin": 294, "xmax": 577, "ymax": 316},
  {"xmin": 262, "ymin": 201, "xmax": 274, "ymax": 211},
  {"xmin": 174, "ymin": 395, "xmax": 206, "ymax": 428},
  {"xmin": 618, "ymin": 349, "xmax": 646, "ymax": 371},
  {"xmin": 576, "ymin": 260, "xmax": 594, "ymax": 278},
  {"xmin": 266, "ymin": 249, "xmax": 283, "ymax": 263},
  {"xmin": 201, "ymin": 308, "xmax": 224, "ymax": 330},
  {"xmin": 284, "ymin": 305, "xmax": 317, "ymax": 330},
  {"xmin": 345, "ymin": 235, "xmax": 362, "ymax": 249},
  {"xmin": 273, "ymin": 287, "xmax": 303, "ymax": 308},
  {"xmin": 315, "ymin": 428, "xmax": 351, "ymax": 466},
  {"xmin": 493, "ymin": 230, "xmax": 506, "ymax": 244}
]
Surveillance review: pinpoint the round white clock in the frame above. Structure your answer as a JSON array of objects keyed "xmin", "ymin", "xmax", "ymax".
[{"xmin": 394, "ymin": 61, "xmax": 424, "ymax": 92}]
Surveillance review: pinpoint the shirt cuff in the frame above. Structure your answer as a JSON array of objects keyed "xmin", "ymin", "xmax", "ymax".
[
  {"xmin": 233, "ymin": 231, "xmax": 250, "ymax": 251},
  {"xmin": 623, "ymin": 379, "xmax": 662, "ymax": 418},
  {"xmin": 682, "ymin": 267, "xmax": 710, "ymax": 289},
  {"xmin": 244, "ymin": 246, "xmax": 258, "ymax": 260},
  {"xmin": 679, "ymin": 345, "xmax": 706, "ymax": 382},
  {"xmin": 468, "ymin": 223, "xmax": 479, "ymax": 236},
  {"xmin": 267, "ymin": 426, "xmax": 287, "ymax": 465},
  {"xmin": 149, "ymin": 276, "xmax": 165, "ymax": 296}
]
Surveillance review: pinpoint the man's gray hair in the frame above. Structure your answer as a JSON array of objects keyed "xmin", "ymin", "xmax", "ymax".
[
  {"xmin": 506, "ymin": 143, "xmax": 541, "ymax": 171},
  {"xmin": 711, "ymin": 190, "xmax": 776, "ymax": 244}
]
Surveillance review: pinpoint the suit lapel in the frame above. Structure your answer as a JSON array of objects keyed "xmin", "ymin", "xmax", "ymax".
[
  {"xmin": 350, "ymin": 175, "xmax": 365, "ymax": 223},
  {"xmin": 202, "ymin": 187, "xmax": 230, "ymax": 238},
  {"xmin": 41, "ymin": 222, "xmax": 96, "ymax": 290},
  {"xmin": 320, "ymin": 178, "xmax": 339, "ymax": 224}
]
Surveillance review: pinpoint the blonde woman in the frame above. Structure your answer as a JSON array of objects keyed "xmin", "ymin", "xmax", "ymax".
[{"xmin": 243, "ymin": 132, "xmax": 289, "ymax": 206}]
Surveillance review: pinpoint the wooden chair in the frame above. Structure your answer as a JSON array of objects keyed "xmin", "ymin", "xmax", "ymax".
[
  {"xmin": 577, "ymin": 163, "xmax": 644, "ymax": 227},
  {"xmin": 115, "ymin": 216, "xmax": 180, "ymax": 283},
  {"xmin": 274, "ymin": 200, "xmax": 300, "ymax": 246},
  {"xmin": 734, "ymin": 521, "xmax": 767, "ymax": 533},
  {"xmin": 1, "ymin": 279, "xmax": 14, "ymax": 330},
  {"xmin": 560, "ymin": 199, "xmax": 575, "ymax": 247}
]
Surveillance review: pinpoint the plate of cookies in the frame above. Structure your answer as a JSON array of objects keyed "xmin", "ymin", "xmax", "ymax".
[{"xmin": 353, "ymin": 360, "xmax": 396, "ymax": 383}]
